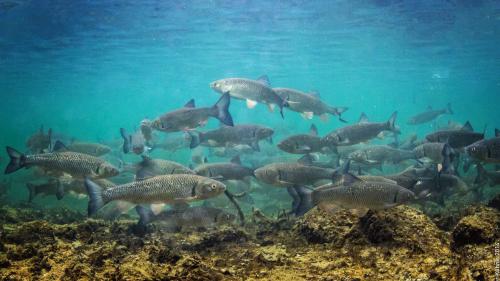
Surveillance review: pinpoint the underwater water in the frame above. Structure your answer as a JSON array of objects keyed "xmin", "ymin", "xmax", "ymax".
[{"xmin": 1, "ymin": 0, "xmax": 500, "ymax": 280}]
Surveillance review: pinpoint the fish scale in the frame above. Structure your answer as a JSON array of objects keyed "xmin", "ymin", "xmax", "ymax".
[{"xmin": 26, "ymin": 152, "xmax": 108, "ymax": 177}]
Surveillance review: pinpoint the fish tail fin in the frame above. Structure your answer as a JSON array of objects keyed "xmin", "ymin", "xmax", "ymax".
[
  {"xmin": 84, "ymin": 178, "xmax": 106, "ymax": 217},
  {"xmin": 213, "ymin": 92, "xmax": 234, "ymax": 126},
  {"xmin": 330, "ymin": 106, "xmax": 349, "ymax": 123},
  {"xmin": 119, "ymin": 128, "xmax": 130, "ymax": 154},
  {"xmin": 387, "ymin": 111, "xmax": 398, "ymax": 133},
  {"xmin": 446, "ymin": 103, "xmax": 453, "ymax": 114},
  {"xmin": 187, "ymin": 131, "xmax": 201, "ymax": 149},
  {"xmin": 26, "ymin": 183, "xmax": 36, "ymax": 202},
  {"xmin": 295, "ymin": 186, "xmax": 314, "ymax": 216},
  {"xmin": 5, "ymin": 146, "xmax": 26, "ymax": 174},
  {"xmin": 135, "ymin": 205, "xmax": 154, "ymax": 226},
  {"xmin": 279, "ymin": 95, "xmax": 289, "ymax": 119}
]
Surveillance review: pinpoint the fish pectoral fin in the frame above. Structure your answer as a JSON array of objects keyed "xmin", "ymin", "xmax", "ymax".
[
  {"xmin": 318, "ymin": 202, "xmax": 340, "ymax": 214},
  {"xmin": 349, "ymin": 208, "xmax": 369, "ymax": 217},
  {"xmin": 199, "ymin": 119, "xmax": 208, "ymax": 127},
  {"xmin": 301, "ymin": 112, "xmax": 314, "ymax": 120},
  {"xmin": 267, "ymin": 103, "xmax": 276, "ymax": 112},
  {"xmin": 320, "ymin": 114, "xmax": 329, "ymax": 122},
  {"xmin": 246, "ymin": 99, "xmax": 258, "ymax": 109},
  {"xmin": 150, "ymin": 203, "xmax": 165, "ymax": 215}
]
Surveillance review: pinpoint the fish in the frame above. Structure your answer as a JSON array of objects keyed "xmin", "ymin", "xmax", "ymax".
[
  {"xmin": 273, "ymin": 88, "xmax": 348, "ymax": 122},
  {"xmin": 151, "ymin": 93, "xmax": 233, "ymax": 132},
  {"xmin": 150, "ymin": 133, "xmax": 190, "ymax": 152},
  {"xmin": 25, "ymin": 125, "xmax": 52, "ymax": 154},
  {"xmin": 413, "ymin": 142, "xmax": 451, "ymax": 164},
  {"xmin": 52, "ymin": 141, "xmax": 111, "ymax": 157},
  {"xmin": 85, "ymin": 174, "xmax": 226, "ymax": 216},
  {"xmin": 407, "ymin": 103, "xmax": 453, "ymax": 125},
  {"xmin": 194, "ymin": 156, "xmax": 254, "ymax": 181},
  {"xmin": 348, "ymin": 145, "xmax": 416, "ymax": 164},
  {"xmin": 384, "ymin": 166, "xmax": 436, "ymax": 190},
  {"xmin": 188, "ymin": 124, "xmax": 274, "ymax": 151},
  {"xmin": 140, "ymin": 119, "xmax": 154, "ymax": 142},
  {"xmin": 295, "ymin": 167, "xmax": 415, "ymax": 216},
  {"xmin": 389, "ymin": 133, "xmax": 418, "ymax": 150},
  {"xmin": 123, "ymin": 155, "xmax": 194, "ymax": 180},
  {"xmin": 210, "ymin": 75, "xmax": 288, "ymax": 118},
  {"xmin": 209, "ymin": 144, "xmax": 254, "ymax": 158},
  {"xmin": 277, "ymin": 124, "xmax": 332, "ymax": 154},
  {"xmin": 4, "ymin": 146, "xmax": 119, "ymax": 179},
  {"xmin": 254, "ymin": 162, "xmax": 340, "ymax": 188},
  {"xmin": 120, "ymin": 128, "xmax": 148, "ymax": 155},
  {"xmin": 425, "ymin": 121, "xmax": 484, "ymax": 149},
  {"xmin": 26, "ymin": 178, "xmax": 116, "ymax": 201},
  {"xmin": 135, "ymin": 205, "xmax": 235, "ymax": 229},
  {"xmin": 465, "ymin": 129, "xmax": 500, "ymax": 163},
  {"xmin": 322, "ymin": 111, "xmax": 398, "ymax": 146}
]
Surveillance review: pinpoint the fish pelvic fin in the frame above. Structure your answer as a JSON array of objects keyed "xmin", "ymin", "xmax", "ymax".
[
  {"xmin": 5, "ymin": 146, "xmax": 26, "ymax": 174},
  {"xmin": 213, "ymin": 92, "xmax": 234, "ymax": 126}
]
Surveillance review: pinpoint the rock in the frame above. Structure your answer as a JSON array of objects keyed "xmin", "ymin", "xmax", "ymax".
[{"xmin": 452, "ymin": 206, "xmax": 499, "ymax": 249}]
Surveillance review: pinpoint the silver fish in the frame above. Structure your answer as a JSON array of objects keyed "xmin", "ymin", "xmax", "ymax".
[
  {"xmin": 5, "ymin": 147, "xmax": 119, "ymax": 179},
  {"xmin": 120, "ymin": 128, "xmax": 147, "ymax": 155},
  {"xmin": 194, "ymin": 156, "xmax": 254, "ymax": 181},
  {"xmin": 189, "ymin": 124, "xmax": 274, "ymax": 151},
  {"xmin": 85, "ymin": 174, "xmax": 226, "ymax": 216},
  {"xmin": 407, "ymin": 103, "xmax": 453, "ymax": 125},
  {"xmin": 210, "ymin": 75, "xmax": 288, "ymax": 118}
]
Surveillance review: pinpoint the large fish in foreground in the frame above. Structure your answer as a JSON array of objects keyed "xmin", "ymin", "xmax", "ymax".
[
  {"xmin": 323, "ymin": 111, "xmax": 399, "ymax": 146},
  {"xmin": 85, "ymin": 174, "xmax": 226, "ymax": 216},
  {"xmin": 4, "ymin": 147, "xmax": 119, "ymax": 179},
  {"xmin": 210, "ymin": 75, "xmax": 288, "ymax": 118},
  {"xmin": 407, "ymin": 103, "xmax": 453, "ymax": 125},
  {"xmin": 151, "ymin": 93, "xmax": 233, "ymax": 132},
  {"xmin": 273, "ymin": 88, "xmax": 348, "ymax": 122},
  {"xmin": 295, "ymin": 168, "xmax": 415, "ymax": 216}
]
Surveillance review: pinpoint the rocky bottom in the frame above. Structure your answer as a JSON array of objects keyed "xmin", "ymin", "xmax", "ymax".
[{"xmin": 0, "ymin": 204, "xmax": 498, "ymax": 281}]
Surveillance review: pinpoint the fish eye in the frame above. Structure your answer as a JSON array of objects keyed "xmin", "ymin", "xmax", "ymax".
[{"xmin": 210, "ymin": 183, "xmax": 217, "ymax": 190}]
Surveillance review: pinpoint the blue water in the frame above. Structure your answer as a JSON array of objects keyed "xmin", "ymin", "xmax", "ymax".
[{"xmin": 0, "ymin": 1, "xmax": 499, "ymax": 203}]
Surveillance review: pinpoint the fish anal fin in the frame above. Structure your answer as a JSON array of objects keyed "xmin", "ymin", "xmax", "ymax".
[{"xmin": 246, "ymin": 99, "xmax": 258, "ymax": 109}]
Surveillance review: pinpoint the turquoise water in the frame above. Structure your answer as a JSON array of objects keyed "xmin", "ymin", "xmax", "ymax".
[{"xmin": 0, "ymin": 1, "xmax": 499, "ymax": 206}]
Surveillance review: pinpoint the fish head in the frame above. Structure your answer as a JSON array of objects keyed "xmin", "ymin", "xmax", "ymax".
[
  {"xmin": 215, "ymin": 212, "xmax": 236, "ymax": 224},
  {"xmin": 277, "ymin": 138, "xmax": 295, "ymax": 153},
  {"xmin": 323, "ymin": 133, "xmax": 343, "ymax": 145},
  {"xmin": 394, "ymin": 188, "xmax": 415, "ymax": 204},
  {"xmin": 465, "ymin": 143, "xmax": 486, "ymax": 159},
  {"xmin": 254, "ymin": 166, "xmax": 278, "ymax": 184},
  {"xmin": 151, "ymin": 119, "xmax": 168, "ymax": 131},
  {"xmin": 256, "ymin": 127, "xmax": 274, "ymax": 139},
  {"xmin": 195, "ymin": 178, "xmax": 226, "ymax": 199},
  {"xmin": 96, "ymin": 162, "xmax": 119, "ymax": 178},
  {"xmin": 210, "ymin": 79, "xmax": 232, "ymax": 94}
]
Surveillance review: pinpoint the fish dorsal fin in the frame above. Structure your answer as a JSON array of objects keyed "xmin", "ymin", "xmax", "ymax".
[
  {"xmin": 427, "ymin": 105, "xmax": 432, "ymax": 110},
  {"xmin": 358, "ymin": 112, "xmax": 369, "ymax": 123},
  {"xmin": 309, "ymin": 124, "xmax": 318, "ymax": 136},
  {"xmin": 308, "ymin": 91, "xmax": 320, "ymax": 98},
  {"xmin": 342, "ymin": 172, "xmax": 362, "ymax": 186},
  {"xmin": 461, "ymin": 121, "xmax": 473, "ymax": 132},
  {"xmin": 184, "ymin": 99, "xmax": 195, "ymax": 108},
  {"xmin": 256, "ymin": 75, "xmax": 271, "ymax": 87},
  {"xmin": 230, "ymin": 155, "xmax": 241, "ymax": 165},
  {"xmin": 53, "ymin": 140, "xmax": 67, "ymax": 152},
  {"xmin": 495, "ymin": 128, "xmax": 500, "ymax": 137}
]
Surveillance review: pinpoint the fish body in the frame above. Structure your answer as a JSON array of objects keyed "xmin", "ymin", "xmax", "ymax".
[
  {"xmin": 189, "ymin": 124, "xmax": 273, "ymax": 151},
  {"xmin": 210, "ymin": 76, "xmax": 288, "ymax": 118},
  {"xmin": 63, "ymin": 142, "xmax": 111, "ymax": 157},
  {"xmin": 254, "ymin": 162, "xmax": 339, "ymax": 187},
  {"xmin": 323, "ymin": 111, "xmax": 398, "ymax": 146},
  {"xmin": 151, "ymin": 93, "xmax": 233, "ymax": 132},
  {"xmin": 407, "ymin": 103, "xmax": 453, "ymax": 125},
  {"xmin": 120, "ymin": 128, "xmax": 147, "ymax": 155},
  {"xmin": 278, "ymin": 124, "xmax": 331, "ymax": 154},
  {"xmin": 295, "ymin": 173, "xmax": 414, "ymax": 215},
  {"xmin": 425, "ymin": 121, "xmax": 484, "ymax": 149},
  {"xmin": 85, "ymin": 174, "xmax": 226, "ymax": 216},
  {"xmin": 131, "ymin": 156, "xmax": 194, "ymax": 180},
  {"xmin": 4, "ymin": 147, "xmax": 119, "ymax": 179},
  {"xmin": 413, "ymin": 142, "xmax": 447, "ymax": 163},
  {"xmin": 135, "ymin": 205, "xmax": 235, "ymax": 229},
  {"xmin": 475, "ymin": 164, "xmax": 500, "ymax": 186},
  {"xmin": 273, "ymin": 88, "xmax": 347, "ymax": 122},
  {"xmin": 194, "ymin": 157, "xmax": 254, "ymax": 181},
  {"xmin": 349, "ymin": 145, "xmax": 415, "ymax": 164}
]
